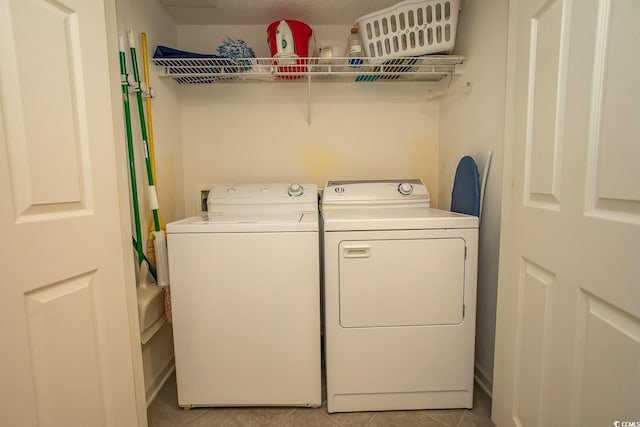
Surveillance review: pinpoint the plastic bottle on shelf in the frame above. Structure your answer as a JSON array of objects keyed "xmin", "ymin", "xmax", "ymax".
[{"xmin": 347, "ymin": 26, "xmax": 364, "ymax": 67}]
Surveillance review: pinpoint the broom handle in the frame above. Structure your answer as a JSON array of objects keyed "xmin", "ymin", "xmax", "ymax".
[
  {"xmin": 140, "ymin": 32, "xmax": 160, "ymax": 197},
  {"xmin": 119, "ymin": 34, "xmax": 144, "ymax": 266},
  {"xmin": 128, "ymin": 30, "xmax": 160, "ymax": 233}
]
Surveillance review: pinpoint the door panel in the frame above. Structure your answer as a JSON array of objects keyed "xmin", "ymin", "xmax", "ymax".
[
  {"xmin": 338, "ymin": 238, "xmax": 465, "ymax": 327},
  {"xmin": 573, "ymin": 293, "xmax": 640, "ymax": 426},
  {"xmin": 494, "ymin": 0, "xmax": 640, "ymax": 426},
  {"xmin": 525, "ymin": 0, "xmax": 565, "ymax": 208},
  {"xmin": 513, "ymin": 259, "xmax": 555, "ymax": 427},
  {"xmin": 0, "ymin": 0, "xmax": 142, "ymax": 425},
  {"xmin": 24, "ymin": 274, "xmax": 104, "ymax": 427},
  {"xmin": 5, "ymin": 0, "xmax": 89, "ymax": 218},
  {"xmin": 585, "ymin": 0, "xmax": 640, "ymax": 220}
]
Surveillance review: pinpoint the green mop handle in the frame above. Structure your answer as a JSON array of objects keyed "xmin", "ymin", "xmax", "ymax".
[
  {"xmin": 119, "ymin": 33, "xmax": 144, "ymax": 266},
  {"xmin": 127, "ymin": 30, "xmax": 160, "ymax": 233}
]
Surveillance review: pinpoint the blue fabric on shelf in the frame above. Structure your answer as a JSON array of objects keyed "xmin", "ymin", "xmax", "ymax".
[
  {"xmin": 451, "ymin": 156, "xmax": 481, "ymax": 217},
  {"xmin": 153, "ymin": 45, "xmax": 222, "ymax": 59},
  {"xmin": 152, "ymin": 45, "xmax": 249, "ymax": 78}
]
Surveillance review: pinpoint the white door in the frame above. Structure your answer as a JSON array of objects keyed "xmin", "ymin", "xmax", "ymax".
[
  {"xmin": 493, "ymin": 0, "xmax": 640, "ymax": 426},
  {"xmin": 0, "ymin": 0, "xmax": 143, "ymax": 426}
]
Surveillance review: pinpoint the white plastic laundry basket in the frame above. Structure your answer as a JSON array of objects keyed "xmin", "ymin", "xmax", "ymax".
[{"xmin": 356, "ymin": 0, "xmax": 461, "ymax": 59}]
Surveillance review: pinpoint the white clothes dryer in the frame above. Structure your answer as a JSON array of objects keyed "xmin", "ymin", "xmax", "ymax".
[
  {"xmin": 167, "ymin": 183, "xmax": 321, "ymax": 408},
  {"xmin": 321, "ymin": 179, "xmax": 479, "ymax": 413}
]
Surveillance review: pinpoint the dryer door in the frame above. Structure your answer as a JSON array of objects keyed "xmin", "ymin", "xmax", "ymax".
[{"xmin": 338, "ymin": 238, "xmax": 465, "ymax": 327}]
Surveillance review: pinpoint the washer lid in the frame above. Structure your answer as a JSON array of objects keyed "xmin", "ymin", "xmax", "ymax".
[
  {"xmin": 322, "ymin": 179, "xmax": 430, "ymax": 209},
  {"xmin": 322, "ymin": 207, "xmax": 478, "ymax": 231},
  {"xmin": 167, "ymin": 211, "xmax": 318, "ymax": 233}
]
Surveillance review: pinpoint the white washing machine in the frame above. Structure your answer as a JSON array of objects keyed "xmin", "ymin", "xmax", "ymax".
[
  {"xmin": 321, "ymin": 179, "xmax": 479, "ymax": 413},
  {"xmin": 167, "ymin": 183, "xmax": 321, "ymax": 408}
]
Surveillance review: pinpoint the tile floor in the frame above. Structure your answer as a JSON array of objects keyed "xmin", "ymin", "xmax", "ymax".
[{"xmin": 147, "ymin": 371, "xmax": 495, "ymax": 427}]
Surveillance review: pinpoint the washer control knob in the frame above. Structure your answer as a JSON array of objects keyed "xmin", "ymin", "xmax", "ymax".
[
  {"xmin": 398, "ymin": 182, "xmax": 414, "ymax": 195},
  {"xmin": 287, "ymin": 183, "xmax": 304, "ymax": 197}
]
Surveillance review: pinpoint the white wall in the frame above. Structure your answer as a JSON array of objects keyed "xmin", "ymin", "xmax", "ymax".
[
  {"xmin": 439, "ymin": 0, "xmax": 510, "ymax": 393},
  {"xmin": 175, "ymin": 25, "xmax": 442, "ymax": 216}
]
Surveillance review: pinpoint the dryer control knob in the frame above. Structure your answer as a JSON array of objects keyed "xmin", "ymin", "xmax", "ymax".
[
  {"xmin": 288, "ymin": 183, "xmax": 304, "ymax": 197},
  {"xmin": 398, "ymin": 182, "xmax": 414, "ymax": 195}
]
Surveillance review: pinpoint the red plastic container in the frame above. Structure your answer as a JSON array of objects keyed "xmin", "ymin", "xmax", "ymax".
[{"xmin": 267, "ymin": 20, "xmax": 312, "ymax": 79}]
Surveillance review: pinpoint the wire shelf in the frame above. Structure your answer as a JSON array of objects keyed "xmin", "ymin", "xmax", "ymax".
[{"xmin": 152, "ymin": 55, "xmax": 465, "ymax": 84}]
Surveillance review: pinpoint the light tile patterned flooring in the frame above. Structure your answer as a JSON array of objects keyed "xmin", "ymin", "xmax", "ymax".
[{"xmin": 147, "ymin": 371, "xmax": 494, "ymax": 427}]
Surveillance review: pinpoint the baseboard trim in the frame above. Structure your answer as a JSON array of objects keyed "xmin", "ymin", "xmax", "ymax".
[
  {"xmin": 474, "ymin": 364, "xmax": 493, "ymax": 399},
  {"xmin": 146, "ymin": 357, "xmax": 175, "ymax": 407}
]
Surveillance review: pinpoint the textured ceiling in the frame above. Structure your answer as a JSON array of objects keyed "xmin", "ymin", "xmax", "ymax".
[{"xmin": 159, "ymin": 0, "xmax": 404, "ymax": 25}]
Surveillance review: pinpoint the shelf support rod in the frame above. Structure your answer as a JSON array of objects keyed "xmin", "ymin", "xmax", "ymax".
[
  {"xmin": 307, "ymin": 68, "xmax": 312, "ymax": 125},
  {"xmin": 425, "ymin": 80, "xmax": 473, "ymax": 100}
]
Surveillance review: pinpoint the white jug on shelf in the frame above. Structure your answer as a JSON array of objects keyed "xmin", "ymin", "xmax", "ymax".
[{"xmin": 275, "ymin": 20, "xmax": 296, "ymax": 65}]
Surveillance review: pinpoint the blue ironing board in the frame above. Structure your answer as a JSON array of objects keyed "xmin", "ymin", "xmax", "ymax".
[{"xmin": 451, "ymin": 156, "xmax": 481, "ymax": 217}]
